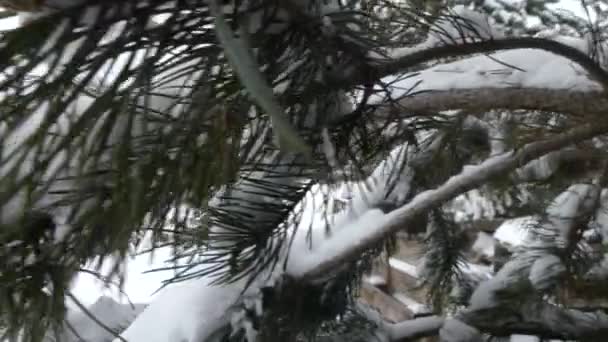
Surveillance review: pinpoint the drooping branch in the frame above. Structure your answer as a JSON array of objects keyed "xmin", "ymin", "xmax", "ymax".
[
  {"xmin": 332, "ymin": 37, "xmax": 608, "ymax": 91},
  {"xmin": 297, "ymin": 121, "xmax": 608, "ymax": 282}
]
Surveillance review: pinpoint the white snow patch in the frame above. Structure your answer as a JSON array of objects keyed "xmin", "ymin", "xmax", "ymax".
[
  {"xmin": 287, "ymin": 208, "xmax": 390, "ymax": 277},
  {"xmin": 364, "ymin": 274, "xmax": 387, "ymax": 287},
  {"xmin": 116, "ymin": 278, "xmax": 241, "ymax": 342},
  {"xmin": 393, "ymin": 293, "xmax": 431, "ymax": 315},
  {"xmin": 373, "ymin": 33, "xmax": 602, "ymax": 106},
  {"xmin": 494, "ymin": 216, "xmax": 537, "ymax": 248},
  {"xmin": 511, "ymin": 335, "xmax": 540, "ymax": 342},
  {"xmin": 471, "ymin": 232, "xmax": 495, "ymax": 259},
  {"xmin": 388, "ymin": 258, "xmax": 419, "ymax": 278}
]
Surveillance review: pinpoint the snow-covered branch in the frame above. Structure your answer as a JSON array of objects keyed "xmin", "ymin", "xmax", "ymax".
[
  {"xmin": 375, "ymin": 88, "xmax": 608, "ymax": 118},
  {"xmin": 298, "ymin": 122, "xmax": 608, "ymax": 282},
  {"xmin": 385, "ymin": 316, "xmax": 444, "ymax": 341},
  {"xmin": 459, "ymin": 301, "xmax": 608, "ymax": 340},
  {"xmin": 375, "ymin": 301, "xmax": 608, "ymax": 341},
  {"xmin": 336, "ymin": 37, "xmax": 608, "ymax": 91}
]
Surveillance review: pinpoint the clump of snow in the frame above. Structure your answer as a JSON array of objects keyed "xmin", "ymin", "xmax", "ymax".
[
  {"xmin": 118, "ymin": 175, "xmax": 396, "ymax": 342},
  {"xmin": 286, "ymin": 208, "xmax": 390, "ymax": 277},
  {"xmin": 511, "ymin": 335, "xmax": 540, "ymax": 342},
  {"xmin": 388, "ymin": 258, "xmax": 419, "ymax": 278},
  {"xmin": 364, "ymin": 274, "xmax": 387, "ymax": 287},
  {"xmin": 451, "ymin": 190, "xmax": 500, "ymax": 222},
  {"xmin": 116, "ymin": 277, "xmax": 242, "ymax": 342},
  {"xmin": 494, "ymin": 216, "xmax": 537, "ymax": 248},
  {"xmin": 374, "ymin": 35, "xmax": 603, "ymax": 107},
  {"xmin": 393, "ymin": 293, "xmax": 431, "ymax": 315}
]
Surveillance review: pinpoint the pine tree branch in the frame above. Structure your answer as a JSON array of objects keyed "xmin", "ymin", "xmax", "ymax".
[
  {"xmin": 459, "ymin": 301, "xmax": 608, "ymax": 340},
  {"xmin": 364, "ymin": 302, "xmax": 608, "ymax": 341},
  {"xmin": 297, "ymin": 122, "xmax": 608, "ymax": 282},
  {"xmin": 374, "ymin": 88, "xmax": 608, "ymax": 118},
  {"xmin": 331, "ymin": 37, "xmax": 608, "ymax": 91}
]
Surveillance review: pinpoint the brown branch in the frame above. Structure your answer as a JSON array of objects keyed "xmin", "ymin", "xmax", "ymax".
[
  {"xmin": 375, "ymin": 88, "xmax": 608, "ymax": 118},
  {"xmin": 299, "ymin": 122, "xmax": 608, "ymax": 282}
]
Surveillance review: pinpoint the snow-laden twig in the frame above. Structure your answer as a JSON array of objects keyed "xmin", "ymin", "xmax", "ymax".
[
  {"xmin": 358, "ymin": 297, "xmax": 608, "ymax": 341},
  {"xmin": 335, "ymin": 37, "xmax": 608, "ymax": 91},
  {"xmin": 352, "ymin": 299, "xmax": 608, "ymax": 341},
  {"xmin": 460, "ymin": 300, "xmax": 608, "ymax": 340},
  {"xmin": 298, "ymin": 122, "xmax": 608, "ymax": 282},
  {"xmin": 374, "ymin": 88, "xmax": 608, "ymax": 119},
  {"xmin": 115, "ymin": 275, "xmax": 243, "ymax": 342}
]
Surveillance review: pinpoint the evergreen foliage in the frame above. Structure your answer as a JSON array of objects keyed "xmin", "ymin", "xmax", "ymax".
[{"xmin": 0, "ymin": 0, "xmax": 608, "ymax": 341}]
